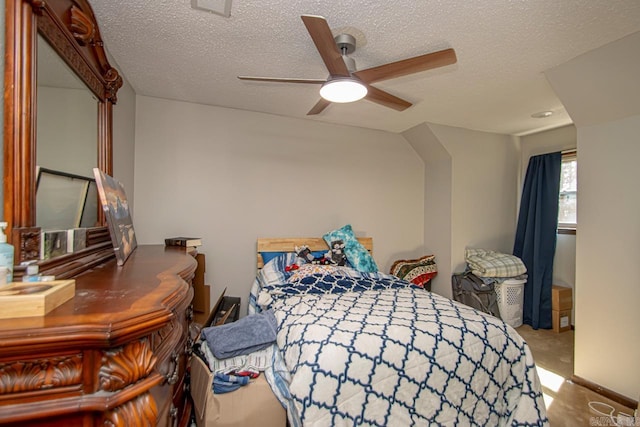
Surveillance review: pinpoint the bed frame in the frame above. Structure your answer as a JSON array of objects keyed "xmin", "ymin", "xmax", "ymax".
[{"xmin": 256, "ymin": 237, "xmax": 373, "ymax": 269}]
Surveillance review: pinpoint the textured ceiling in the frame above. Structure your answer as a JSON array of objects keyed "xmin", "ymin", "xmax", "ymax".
[{"xmin": 89, "ymin": 0, "xmax": 640, "ymax": 135}]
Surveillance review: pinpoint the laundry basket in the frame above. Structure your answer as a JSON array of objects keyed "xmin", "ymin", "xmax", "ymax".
[{"xmin": 495, "ymin": 278, "xmax": 526, "ymax": 328}]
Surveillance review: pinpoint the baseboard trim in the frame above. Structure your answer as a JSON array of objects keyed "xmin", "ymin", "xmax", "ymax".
[{"xmin": 570, "ymin": 375, "xmax": 638, "ymax": 409}]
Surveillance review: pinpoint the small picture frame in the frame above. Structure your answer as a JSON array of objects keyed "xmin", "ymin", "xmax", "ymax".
[{"xmin": 93, "ymin": 168, "xmax": 137, "ymax": 266}]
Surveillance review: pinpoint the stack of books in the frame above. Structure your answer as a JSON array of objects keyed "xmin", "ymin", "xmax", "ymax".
[{"xmin": 164, "ymin": 236, "xmax": 202, "ymax": 248}]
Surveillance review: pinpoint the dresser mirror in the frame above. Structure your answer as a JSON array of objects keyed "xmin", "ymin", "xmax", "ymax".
[
  {"xmin": 3, "ymin": 0, "xmax": 122, "ymax": 278},
  {"xmin": 36, "ymin": 35, "xmax": 98, "ymax": 232}
]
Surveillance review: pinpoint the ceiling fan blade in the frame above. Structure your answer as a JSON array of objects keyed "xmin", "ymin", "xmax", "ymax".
[
  {"xmin": 301, "ymin": 15, "xmax": 350, "ymax": 77},
  {"xmin": 354, "ymin": 48, "xmax": 457, "ymax": 84},
  {"xmin": 238, "ymin": 76, "xmax": 325, "ymax": 84},
  {"xmin": 307, "ymin": 98, "xmax": 331, "ymax": 115},
  {"xmin": 364, "ymin": 85, "xmax": 412, "ymax": 111}
]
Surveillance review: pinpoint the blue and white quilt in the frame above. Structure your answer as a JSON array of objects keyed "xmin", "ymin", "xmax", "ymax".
[{"xmin": 250, "ymin": 254, "xmax": 548, "ymax": 426}]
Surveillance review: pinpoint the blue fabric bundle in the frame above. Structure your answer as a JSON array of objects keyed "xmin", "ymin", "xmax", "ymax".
[
  {"xmin": 202, "ymin": 309, "xmax": 277, "ymax": 359},
  {"xmin": 213, "ymin": 372, "xmax": 251, "ymax": 394}
]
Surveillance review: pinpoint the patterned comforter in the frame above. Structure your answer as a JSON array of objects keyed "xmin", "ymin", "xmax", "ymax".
[{"xmin": 249, "ymin": 254, "xmax": 548, "ymax": 426}]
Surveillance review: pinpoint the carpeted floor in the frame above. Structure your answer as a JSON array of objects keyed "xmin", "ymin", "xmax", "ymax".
[{"xmin": 516, "ymin": 324, "xmax": 636, "ymax": 427}]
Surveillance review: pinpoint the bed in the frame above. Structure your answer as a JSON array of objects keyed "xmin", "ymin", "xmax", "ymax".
[{"xmin": 249, "ymin": 236, "xmax": 548, "ymax": 426}]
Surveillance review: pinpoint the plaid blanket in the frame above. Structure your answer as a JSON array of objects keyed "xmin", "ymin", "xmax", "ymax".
[{"xmin": 465, "ymin": 248, "xmax": 527, "ymax": 278}]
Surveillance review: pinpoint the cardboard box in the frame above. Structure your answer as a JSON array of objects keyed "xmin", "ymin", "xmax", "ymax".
[
  {"xmin": 190, "ymin": 356, "xmax": 286, "ymax": 427},
  {"xmin": 552, "ymin": 285, "xmax": 572, "ymax": 311},
  {"xmin": 192, "ymin": 253, "xmax": 211, "ymax": 325},
  {"xmin": 552, "ymin": 309, "xmax": 571, "ymax": 333}
]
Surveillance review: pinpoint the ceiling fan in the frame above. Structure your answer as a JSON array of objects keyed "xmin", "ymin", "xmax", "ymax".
[{"xmin": 238, "ymin": 15, "xmax": 457, "ymax": 116}]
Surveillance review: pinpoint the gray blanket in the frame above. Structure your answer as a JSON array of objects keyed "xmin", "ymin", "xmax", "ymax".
[{"xmin": 202, "ymin": 309, "xmax": 277, "ymax": 359}]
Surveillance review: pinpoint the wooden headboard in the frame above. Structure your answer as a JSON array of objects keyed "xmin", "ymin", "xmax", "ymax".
[{"xmin": 257, "ymin": 237, "xmax": 373, "ymax": 269}]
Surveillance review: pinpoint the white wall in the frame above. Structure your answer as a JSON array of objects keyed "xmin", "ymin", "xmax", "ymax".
[
  {"xmin": 403, "ymin": 123, "xmax": 452, "ymax": 296},
  {"xmin": 545, "ymin": 32, "xmax": 640, "ymax": 128},
  {"xmin": 519, "ymin": 125, "xmax": 576, "ymax": 160},
  {"xmin": 575, "ymin": 115, "xmax": 640, "ymax": 400},
  {"xmin": 546, "ymin": 31, "xmax": 640, "ymax": 400},
  {"xmin": 431, "ymin": 124, "xmax": 520, "ymax": 275},
  {"xmin": 403, "ymin": 122, "xmax": 520, "ymax": 297},
  {"xmin": 112, "ymin": 71, "xmax": 137, "ymax": 211},
  {"xmin": 133, "ymin": 96, "xmax": 425, "ymax": 314}
]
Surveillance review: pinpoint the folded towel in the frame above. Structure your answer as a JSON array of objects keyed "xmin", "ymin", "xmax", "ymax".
[
  {"xmin": 202, "ymin": 309, "xmax": 277, "ymax": 359},
  {"xmin": 200, "ymin": 340, "xmax": 274, "ymax": 374}
]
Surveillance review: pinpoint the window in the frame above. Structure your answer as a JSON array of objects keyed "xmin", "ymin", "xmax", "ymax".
[{"xmin": 558, "ymin": 151, "xmax": 577, "ymax": 233}]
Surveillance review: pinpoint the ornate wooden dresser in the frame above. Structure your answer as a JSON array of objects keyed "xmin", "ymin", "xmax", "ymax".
[{"xmin": 0, "ymin": 246, "xmax": 196, "ymax": 426}]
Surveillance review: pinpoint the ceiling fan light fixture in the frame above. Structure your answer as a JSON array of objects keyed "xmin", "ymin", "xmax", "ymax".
[{"xmin": 319, "ymin": 77, "xmax": 367, "ymax": 103}]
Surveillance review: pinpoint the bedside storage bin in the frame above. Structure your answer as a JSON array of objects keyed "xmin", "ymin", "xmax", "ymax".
[
  {"xmin": 190, "ymin": 355, "xmax": 286, "ymax": 427},
  {"xmin": 552, "ymin": 309, "xmax": 571, "ymax": 333},
  {"xmin": 552, "ymin": 285, "xmax": 572, "ymax": 311},
  {"xmin": 495, "ymin": 278, "xmax": 526, "ymax": 328}
]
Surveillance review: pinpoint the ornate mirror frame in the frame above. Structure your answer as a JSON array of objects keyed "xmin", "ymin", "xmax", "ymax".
[{"xmin": 4, "ymin": 0, "xmax": 122, "ymax": 278}]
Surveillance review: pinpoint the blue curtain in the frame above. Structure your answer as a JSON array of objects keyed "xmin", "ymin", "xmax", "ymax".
[{"xmin": 513, "ymin": 152, "xmax": 561, "ymax": 329}]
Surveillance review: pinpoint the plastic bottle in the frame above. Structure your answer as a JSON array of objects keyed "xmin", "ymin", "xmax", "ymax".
[
  {"xmin": 0, "ymin": 222, "xmax": 14, "ymax": 282},
  {"xmin": 19, "ymin": 261, "xmax": 54, "ymax": 282},
  {"xmin": 21, "ymin": 261, "xmax": 40, "ymax": 282},
  {"xmin": 0, "ymin": 266, "xmax": 7, "ymax": 286}
]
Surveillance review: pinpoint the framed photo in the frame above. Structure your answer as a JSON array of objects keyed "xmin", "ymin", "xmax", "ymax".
[
  {"xmin": 93, "ymin": 168, "xmax": 137, "ymax": 266},
  {"xmin": 41, "ymin": 229, "xmax": 68, "ymax": 260}
]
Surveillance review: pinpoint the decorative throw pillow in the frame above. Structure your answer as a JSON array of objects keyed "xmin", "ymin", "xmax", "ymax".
[
  {"xmin": 322, "ymin": 224, "xmax": 378, "ymax": 273},
  {"xmin": 389, "ymin": 255, "xmax": 438, "ymax": 289}
]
